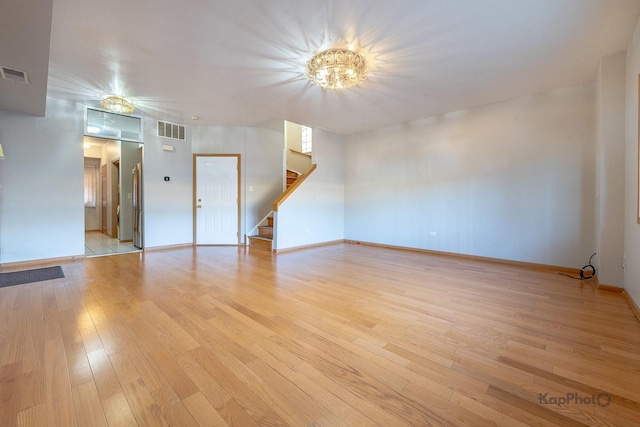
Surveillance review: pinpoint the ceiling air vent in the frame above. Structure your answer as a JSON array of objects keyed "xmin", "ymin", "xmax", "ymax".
[
  {"xmin": 157, "ymin": 120, "xmax": 186, "ymax": 141},
  {"xmin": 0, "ymin": 66, "xmax": 29, "ymax": 84}
]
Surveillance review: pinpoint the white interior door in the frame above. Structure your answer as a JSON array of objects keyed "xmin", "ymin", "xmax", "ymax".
[{"xmin": 195, "ymin": 155, "xmax": 239, "ymax": 245}]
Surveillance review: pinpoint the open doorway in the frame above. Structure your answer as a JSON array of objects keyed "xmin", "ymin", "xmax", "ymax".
[{"xmin": 84, "ymin": 137, "xmax": 143, "ymax": 257}]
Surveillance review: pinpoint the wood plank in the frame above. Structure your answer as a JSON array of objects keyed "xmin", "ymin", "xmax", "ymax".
[
  {"xmin": 1, "ymin": 309, "xmax": 27, "ymax": 366},
  {"xmin": 101, "ymin": 393, "xmax": 138, "ymax": 427},
  {"xmin": 0, "ymin": 361, "xmax": 23, "ymax": 427},
  {"xmin": 182, "ymin": 392, "xmax": 228, "ymax": 427},
  {"xmin": 128, "ymin": 317, "xmax": 199, "ymax": 399},
  {"xmin": 43, "ymin": 338, "xmax": 75, "ymax": 426},
  {"xmin": 63, "ymin": 340, "xmax": 93, "ymax": 387},
  {"xmin": 145, "ymin": 308, "xmax": 200, "ymax": 351},
  {"xmin": 149, "ymin": 385, "xmax": 199, "ymax": 427},
  {"xmin": 72, "ymin": 381, "xmax": 108, "ymax": 427},
  {"xmin": 108, "ymin": 351, "xmax": 141, "ymax": 386},
  {"xmin": 120, "ymin": 377, "xmax": 169, "ymax": 427},
  {"xmin": 246, "ymin": 357, "xmax": 351, "ymax": 427},
  {"xmin": 275, "ymin": 335, "xmax": 456, "ymax": 426},
  {"xmin": 188, "ymin": 346, "xmax": 288, "ymax": 426},
  {"xmin": 109, "ymin": 319, "xmax": 167, "ymax": 393},
  {"xmin": 18, "ymin": 368, "xmax": 45, "ymax": 414},
  {"xmin": 249, "ymin": 335, "xmax": 407, "ymax": 426},
  {"xmin": 16, "ymin": 403, "xmax": 47, "ymax": 427},
  {"xmin": 87, "ymin": 349, "xmax": 123, "ymax": 402}
]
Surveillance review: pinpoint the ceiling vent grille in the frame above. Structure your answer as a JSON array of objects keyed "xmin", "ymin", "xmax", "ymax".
[
  {"xmin": 157, "ymin": 120, "xmax": 186, "ymax": 141},
  {"xmin": 0, "ymin": 66, "xmax": 29, "ymax": 84}
]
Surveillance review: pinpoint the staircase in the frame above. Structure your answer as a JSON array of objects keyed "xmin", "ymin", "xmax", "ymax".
[
  {"xmin": 248, "ymin": 216, "xmax": 274, "ymax": 251},
  {"xmin": 247, "ymin": 167, "xmax": 314, "ymax": 252},
  {"xmin": 286, "ymin": 169, "xmax": 300, "ymax": 188}
]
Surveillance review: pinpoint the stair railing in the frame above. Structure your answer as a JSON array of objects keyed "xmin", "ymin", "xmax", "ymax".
[{"xmin": 273, "ymin": 164, "xmax": 317, "ymax": 212}]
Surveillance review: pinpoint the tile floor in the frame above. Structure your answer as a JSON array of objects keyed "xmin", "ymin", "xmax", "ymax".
[{"xmin": 85, "ymin": 231, "xmax": 140, "ymax": 257}]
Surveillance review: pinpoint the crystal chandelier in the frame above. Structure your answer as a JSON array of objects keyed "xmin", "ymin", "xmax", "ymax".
[
  {"xmin": 100, "ymin": 95, "xmax": 135, "ymax": 114},
  {"xmin": 306, "ymin": 49, "xmax": 368, "ymax": 89}
]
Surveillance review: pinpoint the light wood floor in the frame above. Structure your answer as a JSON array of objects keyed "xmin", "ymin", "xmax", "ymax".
[{"xmin": 1, "ymin": 244, "xmax": 639, "ymax": 426}]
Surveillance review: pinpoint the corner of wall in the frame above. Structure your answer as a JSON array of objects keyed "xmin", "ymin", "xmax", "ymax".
[{"xmin": 623, "ymin": 14, "xmax": 640, "ymax": 308}]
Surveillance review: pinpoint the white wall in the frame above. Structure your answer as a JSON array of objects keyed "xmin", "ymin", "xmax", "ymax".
[
  {"xmin": 245, "ymin": 125, "xmax": 285, "ymax": 233},
  {"xmin": 0, "ymin": 79, "xmax": 617, "ymax": 275},
  {"xmin": 624, "ymin": 19, "xmax": 640, "ymax": 305},
  {"xmin": 191, "ymin": 124, "xmax": 284, "ymax": 241},
  {"xmin": 345, "ymin": 83, "xmax": 596, "ymax": 268},
  {"xmin": 275, "ymin": 129, "xmax": 344, "ymax": 250},
  {"xmin": 0, "ymin": 98, "xmax": 85, "ymax": 263},
  {"xmin": 594, "ymin": 52, "xmax": 626, "ymax": 287},
  {"xmin": 142, "ymin": 116, "xmax": 193, "ymax": 249},
  {"xmin": 0, "ymin": 103, "xmax": 290, "ymax": 261}
]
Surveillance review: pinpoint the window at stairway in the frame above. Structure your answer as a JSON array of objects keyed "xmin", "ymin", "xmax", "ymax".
[
  {"xmin": 84, "ymin": 165, "xmax": 97, "ymax": 208},
  {"xmin": 301, "ymin": 125, "xmax": 312, "ymax": 153}
]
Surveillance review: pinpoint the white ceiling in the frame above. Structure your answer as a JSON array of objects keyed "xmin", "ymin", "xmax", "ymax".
[
  {"xmin": 0, "ymin": 0, "xmax": 53, "ymax": 116},
  {"xmin": 3, "ymin": 0, "xmax": 640, "ymax": 135}
]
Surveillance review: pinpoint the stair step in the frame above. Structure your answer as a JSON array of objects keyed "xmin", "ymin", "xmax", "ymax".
[
  {"xmin": 258, "ymin": 225, "xmax": 273, "ymax": 237},
  {"xmin": 248, "ymin": 235, "xmax": 273, "ymax": 251},
  {"xmin": 286, "ymin": 170, "xmax": 300, "ymax": 178},
  {"xmin": 267, "ymin": 216, "xmax": 273, "ymax": 227}
]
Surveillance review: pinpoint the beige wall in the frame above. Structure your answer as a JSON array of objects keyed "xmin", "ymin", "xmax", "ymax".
[
  {"xmin": 83, "ymin": 157, "xmax": 101, "ymax": 231},
  {"xmin": 285, "ymin": 121, "xmax": 302, "ymax": 152},
  {"xmin": 285, "ymin": 121, "xmax": 312, "ymax": 174}
]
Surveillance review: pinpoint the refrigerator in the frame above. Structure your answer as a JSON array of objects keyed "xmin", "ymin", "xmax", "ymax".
[{"xmin": 132, "ymin": 163, "xmax": 143, "ymax": 248}]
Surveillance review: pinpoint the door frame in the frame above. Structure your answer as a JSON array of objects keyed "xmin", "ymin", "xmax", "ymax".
[
  {"xmin": 101, "ymin": 163, "xmax": 107, "ymax": 234},
  {"xmin": 111, "ymin": 158, "xmax": 120, "ymax": 239},
  {"xmin": 193, "ymin": 154, "xmax": 241, "ymax": 245}
]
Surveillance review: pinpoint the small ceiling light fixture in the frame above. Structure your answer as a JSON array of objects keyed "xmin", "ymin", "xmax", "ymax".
[
  {"xmin": 100, "ymin": 95, "xmax": 135, "ymax": 114},
  {"xmin": 306, "ymin": 48, "xmax": 368, "ymax": 89}
]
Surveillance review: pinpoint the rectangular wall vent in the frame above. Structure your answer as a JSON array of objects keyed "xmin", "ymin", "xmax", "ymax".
[
  {"xmin": 157, "ymin": 120, "xmax": 186, "ymax": 141},
  {"xmin": 0, "ymin": 66, "xmax": 29, "ymax": 84}
]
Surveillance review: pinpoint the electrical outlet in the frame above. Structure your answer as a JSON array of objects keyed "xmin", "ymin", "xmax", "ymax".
[{"xmin": 429, "ymin": 231, "xmax": 437, "ymax": 236}]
